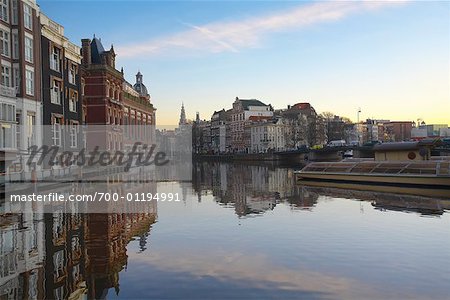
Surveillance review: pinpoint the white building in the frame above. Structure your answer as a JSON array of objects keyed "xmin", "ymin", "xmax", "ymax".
[
  {"xmin": 231, "ymin": 97, "xmax": 273, "ymax": 152},
  {"xmin": 440, "ymin": 127, "xmax": 450, "ymax": 137},
  {"xmin": 0, "ymin": 211, "xmax": 45, "ymax": 299},
  {"xmin": 250, "ymin": 118, "xmax": 289, "ymax": 153},
  {"xmin": 1, "ymin": 0, "xmax": 42, "ymax": 180}
]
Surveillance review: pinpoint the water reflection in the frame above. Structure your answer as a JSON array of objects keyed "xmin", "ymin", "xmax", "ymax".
[
  {"xmin": 1, "ymin": 162, "xmax": 449, "ymax": 299},
  {"xmin": 192, "ymin": 162, "xmax": 319, "ymax": 216},
  {"xmin": 192, "ymin": 161, "xmax": 449, "ymax": 217},
  {"xmin": 1, "ymin": 212, "xmax": 157, "ymax": 300},
  {"xmin": 0, "ymin": 171, "xmax": 157, "ymax": 300}
]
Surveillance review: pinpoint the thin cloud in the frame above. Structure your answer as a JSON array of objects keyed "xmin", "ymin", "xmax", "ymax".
[{"xmin": 117, "ymin": 1, "xmax": 408, "ymax": 58}]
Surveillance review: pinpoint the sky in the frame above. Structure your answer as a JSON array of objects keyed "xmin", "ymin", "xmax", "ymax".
[{"xmin": 38, "ymin": 0, "xmax": 450, "ymax": 125}]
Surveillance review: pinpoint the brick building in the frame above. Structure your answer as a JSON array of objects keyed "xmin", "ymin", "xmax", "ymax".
[
  {"xmin": 384, "ymin": 121, "xmax": 413, "ymax": 142},
  {"xmin": 122, "ymin": 71, "xmax": 156, "ymax": 150},
  {"xmin": 81, "ymin": 37, "xmax": 156, "ymax": 152},
  {"xmin": 81, "ymin": 36, "xmax": 124, "ymax": 150}
]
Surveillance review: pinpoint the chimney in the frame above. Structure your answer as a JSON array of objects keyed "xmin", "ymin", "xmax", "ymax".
[{"xmin": 81, "ymin": 39, "xmax": 91, "ymax": 66}]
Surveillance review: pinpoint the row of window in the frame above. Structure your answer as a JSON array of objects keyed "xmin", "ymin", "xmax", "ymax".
[
  {"xmin": 50, "ymin": 80, "xmax": 79, "ymax": 112},
  {"xmin": 0, "ymin": 65, "xmax": 38, "ymax": 97},
  {"xmin": 51, "ymin": 120, "xmax": 79, "ymax": 148},
  {"xmin": 106, "ymin": 81, "xmax": 120, "ymax": 100},
  {"xmin": 0, "ymin": 102, "xmax": 14, "ymax": 121},
  {"xmin": 49, "ymin": 47, "xmax": 78, "ymax": 84},
  {"xmin": 0, "ymin": 1, "xmax": 33, "ymax": 29},
  {"xmin": 0, "ymin": 30, "xmax": 32, "ymax": 61},
  {"xmin": 1, "ymin": 111, "xmax": 35, "ymax": 149}
]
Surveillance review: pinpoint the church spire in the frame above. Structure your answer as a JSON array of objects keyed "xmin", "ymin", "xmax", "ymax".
[{"xmin": 179, "ymin": 103, "xmax": 186, "ymax": 125}]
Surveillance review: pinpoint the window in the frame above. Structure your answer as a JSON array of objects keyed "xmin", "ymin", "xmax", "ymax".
[
  {"xmin": 27, "ymin": 223, "xmax": 38, "ymax": 251},
  {"xmin": 0, "ymin": 30, "xmax": 9, "ymax": 57},
  {"xmin": 11, "ymin": 0, "xmax": 17, "ymax": 25},
  {"xmin": 69, "ymin": 90, "xmax": 77, "ymax": 112},
  {"xmin": 25, "ymin": 69, "xmax": 34, "ymax": 95},
  {"xmin": 53, "ymin": 250, "xmax": 65, "ymax": 278},
  {"xmin": 72, "ymin": 264, "xmax": 81, "ymax": 283},
  {"xmin": 0, "ymin": 103, "xmax": 14, "ymax": 122},
  {"xmin": 28, "ymin": 270, "xmax": 38, "ymax": 300},
  {"xmin": 69, "ymin": 64, "xmax": 76, "ymax": 84},
  {"xmin": 0, "ymin": 104, "xmax": 15, "ymax": 148},
  {"xmin": 12, "ymin": 32, "xmax": 18, "ymax": 59},
  {"xmin": 70, "ymin": 125, "xmax": 77, "ymax": 148},
  {"xmin": 52, "ymin": 117, "xmax": 62, "ymax": 146},
  {"xmin": 50, "ymin": 46, "xmax": 60, "ymax": 71},
  {"xmin": 51, "ymin": 80, "xmax": 61, "ymax": 104},
  {"xmin": 23, "ymin": 4, "xmax": 32, "ymax": 30},
  {"xmin": 0, "ymin": 0, "xmax": 8, "ymax": 22},
  {"xmin": 1, "ymin": 65, "xmax": 10, "ymax": 87},
  {"xmin": 1, "ymin": 125, "xmax": 7, "ymax": 148},
  {"xmin": 16, "ymin": 111, "xmax": 21, "ymax": 148},
  {"xmin": 26, "ymin": 113, "xmax": 35, "ymax": 147},
  {"xmin": 13, "ymin": 65, "xmax": 19, "ymax": 89},
  {"xmin": 24, "ymin": 36, "xmax": 33, "ymax": 62}
]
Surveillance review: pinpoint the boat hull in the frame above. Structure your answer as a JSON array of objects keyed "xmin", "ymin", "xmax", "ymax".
[
  {"xmin": 297, "ymin": 179, "xmax": 450, "ymax": 199},
  {"xmin": 296, "ymin": 172, "xmax": 450, "ymax": 188}
]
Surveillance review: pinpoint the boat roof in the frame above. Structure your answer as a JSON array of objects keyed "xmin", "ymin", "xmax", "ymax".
[
  {"xmin": 298, "ymin": 160, "xmax": 449, "ymax": 177},
  {"xmin": 374, "ymin": 142, "xmax": 419, "ymax": 151},
  {"xmin": 373, "ymin": 139, "xmax": 442, "ymax": 152}
]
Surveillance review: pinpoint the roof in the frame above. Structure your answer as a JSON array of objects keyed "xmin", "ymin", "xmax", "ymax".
[
  {"xmin": 248, "ymin": 116, "xmax": 272, "ymax": 122},
  {"xmin": 374, "ymin": 142, "xmax": 420, "ymax": 152},
  {"xmin": 133, "ymin": 72, "xmax": 149, "ymax": 97},
  {"xmin": 291, "ymin": 103, "xmax": 311, "ymax": 110},
  {"xmin": 212, "ymin": 109, "xmax": 225, "ymax": 115},
  {"xmin": 90, "ymin": 37, "xmax": 105, "ymax": 64},
  {"xmin": 133, "ymin": 82, "xmax": 148, "ymax": 96},
  {"xmin": 238, "ymin": 99, "xmax": 268, "ymax": 109}
]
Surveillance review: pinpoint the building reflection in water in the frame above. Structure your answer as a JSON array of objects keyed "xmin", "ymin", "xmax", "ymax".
[
  {"xmin": 0, "ymin": 172, "xmax": 157, "ymax": 300},
  {"xmin": 299, "ymin": 185, "xmax": 450, "ymax": 216},
  {"xmin": 191, "ymin": 161, "xmax": 449, "ymax": 217},
  {"xmin": 192, "ymin": 162, "xmax": 319, "ymax": 217}
]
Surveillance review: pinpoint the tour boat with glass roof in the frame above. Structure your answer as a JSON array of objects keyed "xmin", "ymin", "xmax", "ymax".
[{"xmin": 296, "ymin": 141, "xmax": 450, "ymax": 189}]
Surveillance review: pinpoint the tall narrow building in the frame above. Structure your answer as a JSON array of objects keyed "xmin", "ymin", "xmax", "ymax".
[
  {"xmin": 40, "ymin": 13, "xmax": 82, "ymax": 154},
  {"xmin": 1, "ymin": 0, "xmax": 42, "ymax": 176},
  {"xmin": 81, "ymin": 36, "xmax": 124, "ymax": 150}
]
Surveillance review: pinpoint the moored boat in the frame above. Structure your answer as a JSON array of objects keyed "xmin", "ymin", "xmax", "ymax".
[{"xmin": 295, "ymin": 141, "xmax": 450, "ymax": 189}]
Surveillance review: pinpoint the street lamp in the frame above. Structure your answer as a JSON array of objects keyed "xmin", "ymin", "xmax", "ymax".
[{"xmin": 357, "ymin": 108, "xmax": 361, "ymax": 145}]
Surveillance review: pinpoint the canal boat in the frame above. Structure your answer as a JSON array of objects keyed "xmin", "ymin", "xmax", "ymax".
[{"xmin": 296, "ymin": 141, "xmax": 450, "ymax": 189}]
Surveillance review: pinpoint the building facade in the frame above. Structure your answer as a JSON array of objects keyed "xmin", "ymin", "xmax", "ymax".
[
  {"xmin": 1, "ymin": 0, "xmax": 42, "ymax": 178},
  {"xmin": 40, "ymin": 13, "xmax": 82, "ymax": 158},
  {"xmin": 280, "ymin": 103, "xmax": 325, "ymax": 147},
  {"xmin": 122, "ymin": 72, "xmax": 156, "ymax": 151},
  {"xmin": 81, "ymin": 36, "xmax": 124, "ymax": 150},
  {"xmin": 230, "ymin": 97, "xmax": 273, "ymax": 152},
  {"xmin": 250, "ymin": 117, "xmax": 289, "ymax": 153},
  {"xmin": 384, "ymin": 121, "xmax": 413, "ymax": 142},
  {"xmin": 210, "ymin": 109, "xmax": 226, "ymax": 153}
]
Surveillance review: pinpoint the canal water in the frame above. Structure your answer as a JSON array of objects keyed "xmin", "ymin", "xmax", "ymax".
[{"xmin": 1, "ymin": 162, "xmax": 449, "ymax": 299}]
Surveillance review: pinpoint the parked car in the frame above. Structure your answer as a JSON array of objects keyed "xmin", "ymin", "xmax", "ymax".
[
  {"xmin": 311, "ymin": 144, "xmax": 323, "ymax": 150},
  {"xmin": 297, "ymin": 145, "xmax": 309, "ymax": 151},
  {"xmin": 328, "ymin": 140, "xmax": 346, "ymax": 147},
  {"xmin": 363, "ymin": 140, "xmax": 382, "ymax": 147}
]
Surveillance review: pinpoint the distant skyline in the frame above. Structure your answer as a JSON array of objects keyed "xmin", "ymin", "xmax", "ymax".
[{"xmin": 39, "ymin": 0, "xmax": 450, "ymax": 125}]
